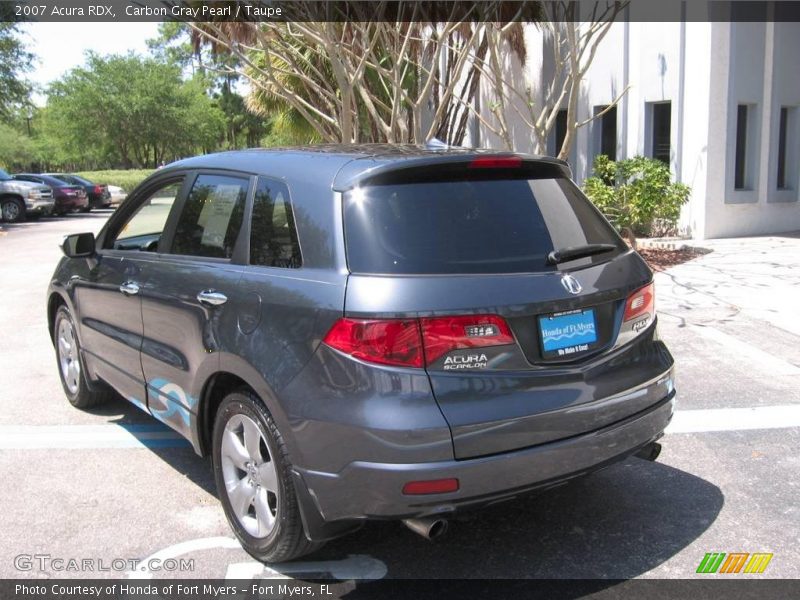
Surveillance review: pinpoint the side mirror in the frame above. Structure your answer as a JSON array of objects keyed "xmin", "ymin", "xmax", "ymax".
[{"xmin": 62, "ymin": 232, "xmax": 96, "ymax": 258}]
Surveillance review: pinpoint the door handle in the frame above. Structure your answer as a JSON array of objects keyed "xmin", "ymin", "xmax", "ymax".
[
  {"xmin": 197, "ymin": 290, "xmax": 228, "ymax": 306},
  {"xmin": 119, "ymin": 281, "xmax": 140, "ymax": 296}
]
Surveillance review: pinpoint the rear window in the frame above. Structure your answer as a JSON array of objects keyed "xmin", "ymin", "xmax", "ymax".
[{"xmin": 343, "ymin": 176, "xmax": 624, "ymax": 274}]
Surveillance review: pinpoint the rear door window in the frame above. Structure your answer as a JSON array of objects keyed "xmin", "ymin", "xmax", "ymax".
[
  {"xmin": 170, "ymin": 174, "xmax": 248, "ymax": 259},
  {"xmin": 249, "ymin": 178, "xmax": 302, "ymax": 268},
  {"xmin": 343, "ymin": 175, "xmax": 624, "ymax": 274}
]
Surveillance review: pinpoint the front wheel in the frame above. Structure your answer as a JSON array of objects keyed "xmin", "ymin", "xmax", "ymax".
[
  {"xmin": 212, "ymin": 390, "xmax": 322, "ymax": 563},
  {"xmin": 54, "ymin": 306, "xmax": 110, "ymax": 408},
  {"xmin": 1, "ymin": 198, "xmax": 25, "ymax": 223}
]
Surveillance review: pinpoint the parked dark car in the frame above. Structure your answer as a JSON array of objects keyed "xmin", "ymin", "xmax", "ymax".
[
  {"xmin": 0, "ymin": 168, "xmax": 54, "ymax": 222},
  {"xmin": 13, "ymin": 174, "xmax": 89, "ymax": 215},
  {"xmin": 47, "ymin": 173, "xmax": 111, "ymax": 209},
  {"xmin": 48, "ymin": 146, "xmax": 675, "ymax": 563}
]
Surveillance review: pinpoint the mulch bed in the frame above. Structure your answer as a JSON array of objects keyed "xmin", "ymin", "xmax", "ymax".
[{"xmin": 636, "ymin": 247, "xmax": 708, "ymax": 271}]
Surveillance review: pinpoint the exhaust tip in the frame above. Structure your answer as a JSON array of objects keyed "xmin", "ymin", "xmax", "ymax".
[
  {"xmin": 427, "ymin": 519, "xmax": 448, "ymax": 539},
  {"xmin": 403, "ymin": 517, "xmax": 449, "ymax": 540},
  {"xmin": 635, "ymin": 442, "xmax": 662, "ymax": 462}
]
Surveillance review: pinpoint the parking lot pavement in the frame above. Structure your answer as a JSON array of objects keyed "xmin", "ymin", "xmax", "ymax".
[
  {"xmin": 0, "ymin": 216, "xmax": 798, "ymax": 584},
  {"xmin": 655, "ymin": 232, "xmax": 800, "ymax": 336}
]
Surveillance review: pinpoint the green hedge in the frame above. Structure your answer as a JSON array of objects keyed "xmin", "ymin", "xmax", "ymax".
[
  {"xmin": 75, "ymin": 169, "xmax": 155, "ymax": 193},
  {"xmin": 583, "ymin": 155, "xmax": 691, "ymax": 237}
]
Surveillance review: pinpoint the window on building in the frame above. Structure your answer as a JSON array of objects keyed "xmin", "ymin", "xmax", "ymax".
[
  {"xmin": 594, "ymin": 105, "xmax": 617, "ymax": 161},
  {"xmin": 734, "ymin": 104, "xmax": 750, "ymax": 190},
  {"xmin": 554, "ymin": 109, "xmax": 568, "ymax": 157},
  {"xmin": 777, "ymin": 107, "xmax": 788, "ymax": 189},
  {"xmin": 777, "ymin": 106, "xmax": 798, "ymax": 190},
  {"xmin": 650, "ymin": 102, "xmax": 671, "ymax": 165}
]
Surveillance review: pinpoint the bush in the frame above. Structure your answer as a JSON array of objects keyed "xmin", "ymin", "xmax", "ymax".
[
  {"xmin": 75, "ymin": 169, "xmax": 154, "ymax": 193},
  {"xmin": 583, "ymin": 155, "xmax": 691, "ymax": 237}
]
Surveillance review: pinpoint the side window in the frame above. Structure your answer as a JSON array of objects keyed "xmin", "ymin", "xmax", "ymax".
[
  {"xmin": 250, "ymin": 178, "xmax": 302, "ymax": 268},
  {"xmin": 170, "ymin": 174, "xmax": 248, "ymax": 259},
  {"xmin": 110, "ymin": 180, "xmax": 183, "ymax": 251}
]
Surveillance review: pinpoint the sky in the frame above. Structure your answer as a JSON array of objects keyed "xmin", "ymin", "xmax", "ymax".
[{"xmin": 22, "ymin": 22, "xmax": 162, "ymax": 104}]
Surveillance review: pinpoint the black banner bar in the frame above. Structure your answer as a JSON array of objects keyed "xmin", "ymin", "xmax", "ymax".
[
  {"xmin": 3, "ymin": 579, "xmax": 800, "ymax": 600},
  {"xmin": 2, "ymin": 1, "xmax": 800, "ymax": 23}
]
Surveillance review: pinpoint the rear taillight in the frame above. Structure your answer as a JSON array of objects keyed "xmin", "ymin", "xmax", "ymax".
[
  {"xmin": 615, "ymin": 282, "xmax": 656, "ymax": 348},
  {"xmin": 93, "ymin": 185, "xmax": 103, "ymax": 194},
  {"xmin": 323, "ymin": 314, "xmax": 515, "ymax": 368},
  {"xmin": 322, "ymin": 318, "xmax": 424, "ymax": 368},
  {"xmin": 420, "ymin": 315, "xmax": 514, "ymax": 364},
  {"xmin": 623, "ymin": 283, "xmax": 655, "ymax": 323}
]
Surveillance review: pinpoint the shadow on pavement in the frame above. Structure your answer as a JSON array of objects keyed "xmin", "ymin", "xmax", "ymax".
[
  {"xmin": 318, "ymin": 459, "xmax": 722, "ymax": 580},
  {"xmin": 82, "ymin": 398, "xmax": 722, "ymax": 581},
  {"xmin": 83, "ymin": 393, "xmax": 217, "ymax": 496}
]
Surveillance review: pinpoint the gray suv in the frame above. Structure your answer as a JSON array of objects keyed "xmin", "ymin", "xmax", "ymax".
[
  {"xmin": 0, "ymin": 168, "xmax": 54, "ymax": 222},
  {"xmin": 48, "ymin": 146, "xmax": 675, "ymax": 563}
]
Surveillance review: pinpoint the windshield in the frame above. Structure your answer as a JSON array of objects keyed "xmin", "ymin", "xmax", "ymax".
[
  {"xmin": 343, "ymin": 176, "xmax": 625, "ymax": 275},
  {"xmin": 0, "ymin": 169, "xmax": 10, "ymax": 181}
]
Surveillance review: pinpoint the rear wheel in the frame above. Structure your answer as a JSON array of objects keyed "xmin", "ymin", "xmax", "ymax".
[
  {"xmin": 212, "ymin": 390, "xmax": 323, "ymax": 563},
  {"xmin": 1, "ymin": 197, "xmax": 25, "ymax": 223},
  {"xmin": 54, "ymin": 306, "xmax": 110, "ymax": 408}
]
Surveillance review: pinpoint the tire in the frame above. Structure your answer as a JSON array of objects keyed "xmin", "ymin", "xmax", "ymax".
[
  {"xmin": 212, "ymin": 390, "xmax": 323, "ymax": 563},
  {"xmin": 54, "ymin": 306, "xmax": 111, "ymax": 409},
  {"xmin": 1, "ymin": 197, "xmax": 26, "ymax": 223}
]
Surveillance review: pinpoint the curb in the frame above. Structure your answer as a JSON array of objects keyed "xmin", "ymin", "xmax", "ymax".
[{"xmin": 636, "ymin": 238, "xmax": 713, "ymax": 254}]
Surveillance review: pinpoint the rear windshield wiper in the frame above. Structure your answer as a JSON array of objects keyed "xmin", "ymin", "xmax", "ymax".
[{"xmin": 546, "ymin": 243, "xmax": 618, "ymax": 265}]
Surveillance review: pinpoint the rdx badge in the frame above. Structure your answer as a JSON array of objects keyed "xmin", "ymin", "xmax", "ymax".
[{"xmin": 443, "ymin": 353, "xmax": 489, "ymax": 370}]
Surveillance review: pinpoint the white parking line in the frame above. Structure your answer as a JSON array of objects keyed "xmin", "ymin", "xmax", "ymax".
[
  {"xmin": 0, "ymin": 424, "xmax": 188, "ymax": 449},
  {"xmin": 666, "ymin": 404, "xmax": 800, "ymax": 434},
  {"xmin": 691, "ymin": 324, "xmax": 800, "ymax": 376},
  {"xmin": 1, "ymin": 404, "xmax": 798, "ymax": 451},
  {"xmin": 128, "ymin": 536, "xmax": 387, "ymax": 581}
]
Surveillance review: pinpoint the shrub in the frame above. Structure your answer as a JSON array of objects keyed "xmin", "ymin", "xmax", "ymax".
[
  {"xmin": 583, "ymin": 155, "xmax": 691, "ymax": 237},
  {"xmin": 75, "ymin": 169, "xmax": 154, "ymax": 193}
]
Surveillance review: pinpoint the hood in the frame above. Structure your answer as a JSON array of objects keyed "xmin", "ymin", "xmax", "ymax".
[{"xmin": 2, "ymin": 179, "xmax": 50, "ymax": 193}]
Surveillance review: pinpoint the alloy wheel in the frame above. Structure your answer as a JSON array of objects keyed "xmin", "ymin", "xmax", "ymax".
[
  {"xmin": 57, "ymin": 318, "xmax": 80, "ymax": 395},
  {"xmin": 220, "ymin": 414, "xmax": 279, "ymax": 538}
]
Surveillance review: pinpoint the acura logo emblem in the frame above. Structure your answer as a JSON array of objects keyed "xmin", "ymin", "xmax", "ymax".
[{"xmin": 561, "ymin": 274, "xmax": 582, "ymax": 295}]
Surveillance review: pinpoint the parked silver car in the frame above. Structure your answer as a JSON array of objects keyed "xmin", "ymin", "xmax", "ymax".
[{"xmin": 0, "ymin": 168, "xmax": 54, "ymax": 222}]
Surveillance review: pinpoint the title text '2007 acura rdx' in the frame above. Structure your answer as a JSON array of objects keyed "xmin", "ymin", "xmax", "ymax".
[{"xmin": 48, "ymin": 145, "xmax": 675, "ymax": 562}]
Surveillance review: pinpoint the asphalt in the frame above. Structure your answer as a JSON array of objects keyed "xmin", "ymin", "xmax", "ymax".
[{"xmin": 0, "ymin": 214, "xmax": 798, "ymax": 586}]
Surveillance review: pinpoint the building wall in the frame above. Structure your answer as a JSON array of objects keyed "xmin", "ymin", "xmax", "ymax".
[
  {"xmin": 704, "ymin": 21, "xmax": 800, "ymax": 238},
  {"xmin": 479, "ymin": 20, "xmax": 800, "ymax": 239}
]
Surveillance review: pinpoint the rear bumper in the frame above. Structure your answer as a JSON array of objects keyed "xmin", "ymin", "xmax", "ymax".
[
  {"xmin": 89, "ymin": 192, "xmax": 111, "ymax": 207},
  {"xmin": 295, "ymin": 376, "xmax": 675, "ymax": 523},
  {"xmin": 56, "ymin": 196, "xmax": 88, "ymax": 210}
]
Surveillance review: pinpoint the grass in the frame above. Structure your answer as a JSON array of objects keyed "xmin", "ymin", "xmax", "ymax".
[{"xmin": 75, "ymin": 169, "xmax": 155, "ymax": 193}]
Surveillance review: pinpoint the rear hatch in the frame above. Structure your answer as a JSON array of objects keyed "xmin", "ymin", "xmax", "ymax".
[{"xmin": 335, "ymin": 156, "xmax": 671, "ymax": 459}]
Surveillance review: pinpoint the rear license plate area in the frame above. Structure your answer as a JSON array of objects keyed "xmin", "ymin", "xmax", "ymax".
[{"xmin": 538, "ymin": 308, "xmax": 598, "ymax": 359}]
